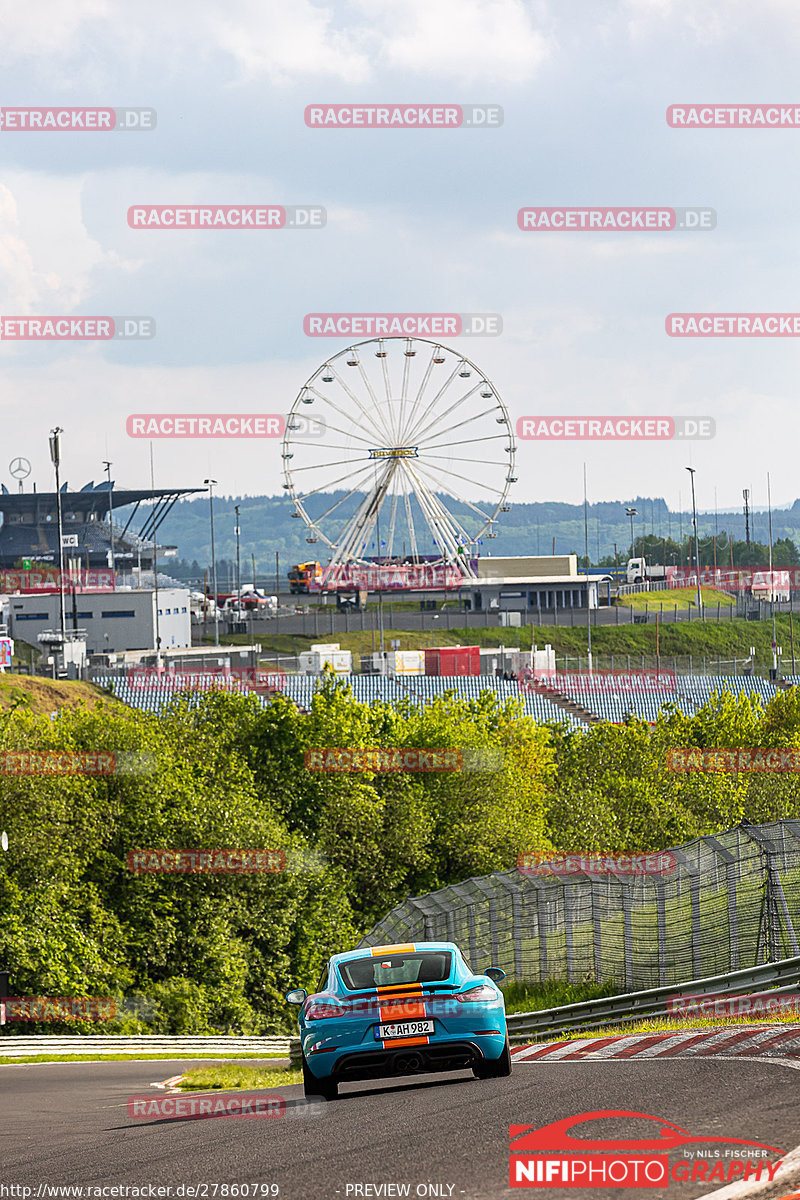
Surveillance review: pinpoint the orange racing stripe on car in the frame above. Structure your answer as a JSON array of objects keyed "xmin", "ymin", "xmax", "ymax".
[{"xmin": 376, "ymin": 982, "xmax": 430, "ymax": 1048}]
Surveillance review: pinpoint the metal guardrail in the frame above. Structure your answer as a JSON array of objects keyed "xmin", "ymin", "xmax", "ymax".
[
  {"xmin": 506, "ymin": 954, "xmax": 800, "ymax": 1043},
  {"xmin": 0, "ymin": 1035, "xmax": 301, "ymax": 1063}
]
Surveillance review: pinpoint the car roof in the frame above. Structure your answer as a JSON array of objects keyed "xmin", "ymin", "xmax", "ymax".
[{"xmin": 331, "ymin": 941, "xmax": 460, "ymax": 966}]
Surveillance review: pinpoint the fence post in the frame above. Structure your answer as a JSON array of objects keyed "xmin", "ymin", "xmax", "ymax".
[
  {"xmin": 655, "ymin": 882, "xmax": 667, "ymax": 987},
  {"xmin": 592, "ymin": 881, "xmax": 603, "ymax": 983},
  {"xmin": 495, "ymin": 875, "xmax": 525, "ymax": 983},
  {"xmin": 703, "ymin": 834, "xmax": 741, "ymax": 972},
  {"xmin": 564, "ymin": 881, "xmax": 575, "ymax": 983},
  {"xmin": 690, "ymin": 874, "xmax": 703, "ymax": 977},
  {"xmin": 746, "ymin": 825, "xmax": 799, "ymax": 961},
  {"xmin": 622, "ymin": 884, "xmax": 634, "ymax": 990},
  {"xmin": 472, "ymin": 877, "xmax": 501, "ymax": 970},
  {"xmin": 531, "ymin": 880, "xmax": 548, "ymax": 982}
]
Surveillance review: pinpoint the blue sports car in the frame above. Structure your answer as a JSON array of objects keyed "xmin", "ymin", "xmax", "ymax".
[{"xmin": 285, "ymin": 940, "xmax": 511, "ymax": 1100}]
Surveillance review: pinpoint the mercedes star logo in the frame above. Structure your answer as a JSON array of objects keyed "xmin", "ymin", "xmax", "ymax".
[{"xmin": 9, "ymin": 457, "xmax": 31, "ymax": 479}]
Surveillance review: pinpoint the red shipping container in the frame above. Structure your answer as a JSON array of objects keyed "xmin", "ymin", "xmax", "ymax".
[{"xmin": 424, "ymin": 645, "xmax": 480, "ymax": 677}]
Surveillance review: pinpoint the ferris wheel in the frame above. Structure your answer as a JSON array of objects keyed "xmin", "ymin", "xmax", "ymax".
[{"xmin": 281, "ymin": 337, "xmax": 516, "ymax": 579}]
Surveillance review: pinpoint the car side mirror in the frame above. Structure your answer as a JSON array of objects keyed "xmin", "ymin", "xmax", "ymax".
[
  {"xmin": 485, "ymin": 967, "xmax": 506, "ymax": 983},
  {"xmin": 285, "ymin": 988, "xmax": 307, "ymax": 1005}
]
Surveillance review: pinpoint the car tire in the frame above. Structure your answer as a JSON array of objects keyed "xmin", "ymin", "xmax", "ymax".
[
  {"xmin": 302, "ymin": 1053, "xmax": 338, "ymax": 1101},
  {"xmin": 473, "ymin": 1035, "xmax": 512, "ymax": 1079}
]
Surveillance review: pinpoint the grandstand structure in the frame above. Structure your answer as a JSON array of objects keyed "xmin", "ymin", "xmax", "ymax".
[
  {"xmin": 532, "ymin": 673, "xmax": 779, "ymax": 724},
  {"xmin": 95, "ymin": 672, "xmax": 585, "ymax": 727},
  {"xmin": 94, "ymin": 671, "xmax": 786, "ymax": 729},
  {"xmin": 0, "ymin": 484, "xmax": 203, "ymax": 570}
]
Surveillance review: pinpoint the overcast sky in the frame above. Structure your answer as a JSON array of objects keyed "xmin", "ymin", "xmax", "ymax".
[{"xmin": 2, "ymin": 0, "xmax": 800, "ymax": 521}]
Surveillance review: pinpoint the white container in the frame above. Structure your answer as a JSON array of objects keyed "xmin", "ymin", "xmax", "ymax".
[
  {"xmin": 300, "ymin": 646, "xmax": 352, "ymax": 675},
  {"xmin": 387, "ymin": 650, "xmax": 425, "ymax": 676}
]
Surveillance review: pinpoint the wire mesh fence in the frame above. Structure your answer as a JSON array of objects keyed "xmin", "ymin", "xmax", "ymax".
[{"xmin": 359, "ymin": 821, "xmax": 800, "ymax": 991}]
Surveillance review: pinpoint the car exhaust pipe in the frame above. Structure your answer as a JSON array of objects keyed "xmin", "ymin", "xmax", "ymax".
[{"xmin": 393, "ymin": 1052, "xmax": 424, "ymax": 1074}]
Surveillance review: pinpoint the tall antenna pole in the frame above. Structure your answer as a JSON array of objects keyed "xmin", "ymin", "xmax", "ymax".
[
  {"xmin": 768, "ymin": 473, "xmax": 777, "ymax": 678},
  {"xmin": 234, "ymin": 504, "xmax": 241, "ymax": 605},
  {"xmin": 743, "ymin": 488, "xmax": 751, "ymax": 547},
  {"xmin": 686, "ymin": 467, "xmax": 703, "ymax": 614},
  {"xmin": 103, "ymin": 460, "xmax": 115, "ymax": 576},
  {"xmin": 584, "ymin": 464, "xmax": 592, "ymax": 673},
  {"xmin": 204, "ymin": 479, "xmax": 219, "ymax": 647}
]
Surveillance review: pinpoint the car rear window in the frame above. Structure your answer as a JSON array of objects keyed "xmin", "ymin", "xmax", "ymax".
[{"xmin": 338, "ymin": 951, "xmax": 452, "ymax": 990}]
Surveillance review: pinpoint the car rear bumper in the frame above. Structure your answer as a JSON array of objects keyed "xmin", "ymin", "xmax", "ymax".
[{"xmin": 330, "ymin": 1039, "xmax": 485, "ymax": 1082}]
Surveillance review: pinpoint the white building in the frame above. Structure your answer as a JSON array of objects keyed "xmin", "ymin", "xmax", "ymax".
[{"xmin": 4, "ymin": 587, "xmax": 191, "ymax": 655}]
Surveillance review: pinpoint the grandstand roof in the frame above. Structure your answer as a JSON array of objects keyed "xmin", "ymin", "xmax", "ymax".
[{"xmin": 0, "ymin": 485, "xmax": 203, "ymax": 514}]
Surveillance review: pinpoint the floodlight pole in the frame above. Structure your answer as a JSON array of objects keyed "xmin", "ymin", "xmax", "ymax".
[
  {"xmin": 768, "ymin": 472, "xmax": 778, "ymax": 678},
  {"xmin": 234, "ymin": 505, "xmax": 241, "ymax": 606},
  {"xmin": 103, "ymin": 460, "xmax": 115, "ymax": 575},
  {"xmin": 204, "ymin": 479, "xmax": 219, "ymax": 646},
  {"xmin": 49, "ymin": 428, "xmax": 67, "ymax": 651},
  {"xmin": 625, "ymin": 507, "xmax": 637, "ymax": 564},
  {"xmin": 686, "ymin": 467, "xmax": 703, "ymax": 614},
  {"xmin": 584, "ymin": 463, "xmax": 592, "ymax": 673}
]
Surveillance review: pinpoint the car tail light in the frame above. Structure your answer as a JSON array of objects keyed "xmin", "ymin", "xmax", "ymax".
[
  {"xmin": 455, "ymin": 985, "xmax": 497, "ymax": 1004},
  {"xmin": 305, "ymin": 1001, "xmax": 350, "ymax": 1020}
]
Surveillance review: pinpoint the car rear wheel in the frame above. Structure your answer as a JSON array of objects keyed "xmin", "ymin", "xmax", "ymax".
[
  {"xmin": 302, "ymin": 1053, "xmax": 338, "ymax": 1100},
  {"xmin": 473, "ymin": 1036, "xmax": 512, "ymax": 1079}
]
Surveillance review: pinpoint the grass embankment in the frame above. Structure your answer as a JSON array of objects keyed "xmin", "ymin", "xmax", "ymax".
[
  {"xmin": 525, "ymin": 1012, "xmax": 800, "ymax": 1042},
  {"xmin": 0, "ymin": 676, "xmax": 119, "ymax": 715},
  {"xmin": 620, "ymin": 587, "xmax": 734, "ymax": 611},
  {"xmin": 501, "ymin": 979, "xmax": 616, "ymax": 1014},
  {"xmin": 228, "ymin": 615, "xmax": 800, "ymax": 675}
]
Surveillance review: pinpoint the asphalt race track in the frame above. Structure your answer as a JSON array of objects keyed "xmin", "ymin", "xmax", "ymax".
[{"xmin": 2, "ymin": 1058, "xmax": 800, "ymax": 1200}]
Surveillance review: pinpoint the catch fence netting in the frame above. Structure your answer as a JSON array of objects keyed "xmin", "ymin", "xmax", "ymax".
[{"xmin": 359, "ymin": 821, "xmax": 800, "ymax": 989}]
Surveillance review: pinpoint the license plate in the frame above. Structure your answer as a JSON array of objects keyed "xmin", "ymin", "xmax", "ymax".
[{"xmin": 375, "ymin": 1020, "xmax": 435, "ymax": 1040}]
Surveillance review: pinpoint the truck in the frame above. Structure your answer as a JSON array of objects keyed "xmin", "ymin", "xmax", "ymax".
[
  {"xmin": 625, "ymin": 558, "xmax": 675, "ymax": 585},
  {"xmin": 288, "ymin": 561, "xmax": 323, "ymax": 593}
]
